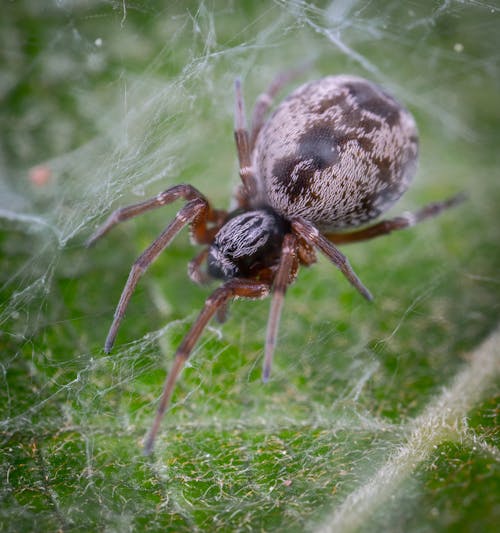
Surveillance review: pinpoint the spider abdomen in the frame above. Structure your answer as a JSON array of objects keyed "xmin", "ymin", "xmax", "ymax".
[{"xmin": 253, "ymin": 75, "xmax": 419, "ymax": 229}]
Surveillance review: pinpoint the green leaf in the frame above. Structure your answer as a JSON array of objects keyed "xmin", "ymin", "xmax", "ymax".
[{"xmin": 1, "ymin": 2, "xmax": 499, "ymax": 531}]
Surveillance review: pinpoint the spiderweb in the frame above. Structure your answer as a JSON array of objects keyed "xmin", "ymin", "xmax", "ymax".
[{"xmin": 1, "ymin": 1, "xmax": 499, "ymax": 531}]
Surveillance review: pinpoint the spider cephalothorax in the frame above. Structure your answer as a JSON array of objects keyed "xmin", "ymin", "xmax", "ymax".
[
  {"xmin": 87, "ymin": 69, "xmax": 462, "ymax": 454},
  {"xmin": 207, "ymin": 209, "xmax": 289, "ymax": 281}
]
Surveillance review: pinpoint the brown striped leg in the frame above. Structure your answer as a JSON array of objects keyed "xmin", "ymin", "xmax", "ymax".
[
  {"xmin": 187, "ymin": 248, "xmax": 210, "ymax": 285},
  {"xmin": 291, "ymin": 217, "xmax": 373, "ymax": 301},
  {"xmin": 234, "ymin": 79, "xmax": 257, "ymax": 204},
  {"xmin": 143, "ymin": 278, "xmax": 270, "ymax": 455},
  {"xmin": 263, "ymin": 234, "xmax": 298, "ymax": 382},
  {"xmin": 215, "ymin": 301, "xmax": 229, "ymax": 324},
  {"xmin": 250, "ymin": 64, "xmax": 310, "ymax": 150},
  {"xmin": 325, "ymin": 193, "xmax": 466, "ymax": 245},
  {"xmin": 86, "ymin": 184, "xmax": 225, "ymax": 246},
  {"xmin": 103, "ymin": 198, "xmax": 207, "ymax": 353}
]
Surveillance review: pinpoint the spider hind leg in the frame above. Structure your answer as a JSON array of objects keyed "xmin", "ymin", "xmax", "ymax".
[{"xmin": 324, "ymin": 193, "xmax": 466, "ymax": 245}]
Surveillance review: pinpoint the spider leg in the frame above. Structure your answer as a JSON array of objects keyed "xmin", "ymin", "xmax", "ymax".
[
  {"xmin": 104, "ymin": 198, "xmax": 207, "ymax": 353},
  {"xmin": 325, "ymin": 193, "xmax": 466, "ymax": 244},
  {"xmin": 86, "ymin": 184, "xmax": 225, "ymax": 247},
  {"xmin": 188, "ymin": 248, "xmax": 210, "ymax": 285},
  {"xmin": 215, "ymin": 301, "xmax": 229, "ymax": 324},
  {"xmin": 250, "ymin": 64, "xmax": 310, "ymax": 150},
  {"xmin": 143, "ymin": 278, "xmax": 270, "ymax": 455},
  {"xmin": 263, "ymin": 233, "xmax": 299, "ymax": 382},
  {"xmin": 291, "ymin": 217, "xmax": 373, "ymax": 301},
  {"xmin": 234, "ymin": 79, "xmax": 257, "ymax": 204}
]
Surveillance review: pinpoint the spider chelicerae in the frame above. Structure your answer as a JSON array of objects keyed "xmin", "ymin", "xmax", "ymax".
[{"xmin": 87, "ymin": 70, "xmax": 463, "ymax": 453}]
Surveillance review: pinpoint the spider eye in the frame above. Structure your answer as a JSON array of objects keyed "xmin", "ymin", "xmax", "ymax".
[{"xmin": 207, "ymin": 247, "xmax": 240, "ymax": 280}]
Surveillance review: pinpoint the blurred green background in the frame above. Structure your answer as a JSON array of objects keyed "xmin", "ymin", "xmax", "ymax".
[{"xmin": 1, "ymin": 1, "xmax": 499, "ymax": 531}]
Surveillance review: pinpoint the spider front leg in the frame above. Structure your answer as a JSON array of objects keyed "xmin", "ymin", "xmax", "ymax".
[
  {"xmin": 86, "ymin": 184, "xmax": 225, "ymax": 246},
  {"xmin": 324, "ymin": 193, "xmax": 466, "ymax": 245},
  {"xmin": 263, "ymin": 233, "xmax": 299, "ymax": 382},
  {"xmin": 291, "ymin": 217, "xmax": 373, "ymax": 301},
  {"xmin": 143, "ymin": 278, "xmax": 270, "ymax": 455},
  {"xmin": 102, "ymin": 197, "xmax": 209, "ymax": 353}
]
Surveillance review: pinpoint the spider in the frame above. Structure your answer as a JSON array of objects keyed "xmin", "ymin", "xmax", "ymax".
[{"xmin": 87, "ymin": 70, "xmax": 463, "ymax": 454}]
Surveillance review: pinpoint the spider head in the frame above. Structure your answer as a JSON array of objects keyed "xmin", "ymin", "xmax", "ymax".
[{"xmin": 207, "ymin": 209, "xmax": 288, "ymax": 280}]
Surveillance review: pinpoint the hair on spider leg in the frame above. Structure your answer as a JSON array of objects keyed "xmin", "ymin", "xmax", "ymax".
[{"xmin": 87, "ymin": 69, "xmax": 464, "ymax": 454}]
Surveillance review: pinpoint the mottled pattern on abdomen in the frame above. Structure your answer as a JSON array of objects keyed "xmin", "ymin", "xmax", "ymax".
[{"xmin": 252, "ymin": 75, "xmax": 419, "ymax": 229}]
